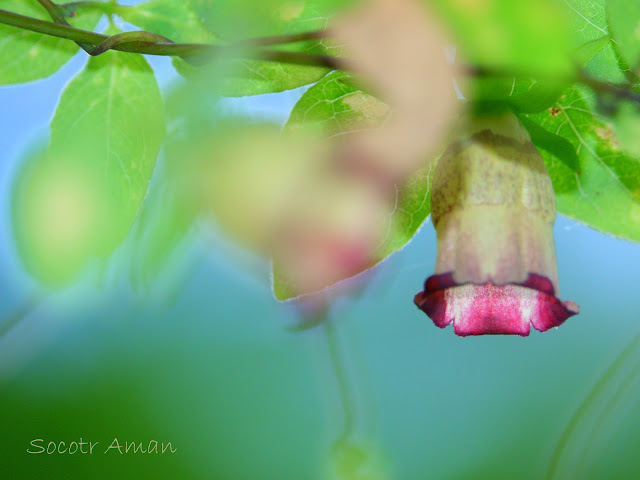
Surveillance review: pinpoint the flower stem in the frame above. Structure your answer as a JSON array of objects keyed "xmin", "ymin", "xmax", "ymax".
[{"xmin": 324, "ymin": 319, "xmax": 359, "ymax": 440}]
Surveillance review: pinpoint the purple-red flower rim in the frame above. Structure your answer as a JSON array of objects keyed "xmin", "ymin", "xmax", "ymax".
[{"xmin": 414, "ymin": 272, "xmax": 580, "ymax": 336}]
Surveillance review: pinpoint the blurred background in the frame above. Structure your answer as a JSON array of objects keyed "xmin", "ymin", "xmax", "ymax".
[{"xmin": 2, "ymin": 3, "xmax": 640, "ymax": 480}]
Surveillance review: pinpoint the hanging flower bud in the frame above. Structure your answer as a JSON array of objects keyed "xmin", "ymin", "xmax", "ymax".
[{"xmin": 414, "ymin": 114, "xmax": 579, "ymax": 336}]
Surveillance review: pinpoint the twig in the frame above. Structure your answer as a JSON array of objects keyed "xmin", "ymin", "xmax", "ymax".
[{"xmin": 0, "ymin": 8, "xmax": 341, "ymax": 68}]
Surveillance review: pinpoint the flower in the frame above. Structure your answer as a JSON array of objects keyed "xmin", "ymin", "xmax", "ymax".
[{"xmin": 414, "ymin": 114, "xmax": 579, "ymax": 336}]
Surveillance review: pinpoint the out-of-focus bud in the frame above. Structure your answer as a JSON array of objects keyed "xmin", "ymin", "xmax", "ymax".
[
  {"xmin": 273, "ymin": 159, "xmax": 393, "ymax": 297},
  {"xmin": 329, "ymin": 0, "xmax": 462, "ymax": 179},
  {"xmin": 414, "ymin": 113, "xmax": 579, "ymax": 336}
]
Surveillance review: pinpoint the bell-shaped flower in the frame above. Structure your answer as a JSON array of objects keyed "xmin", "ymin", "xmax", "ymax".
[{"xmin": 414, "ymin": 114, "xmax": 579, "ymax": 336}]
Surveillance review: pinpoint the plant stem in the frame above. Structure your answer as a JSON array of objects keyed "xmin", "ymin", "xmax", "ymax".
[
  {"xmin": 232, "ymin": 30, "xmax": 326, "ymax": 47},
  {"xmin": 2, "ymin": 6, "xmax": 638, "ymax": 104},
  {"xmin": 36, "ymin": 0, "xmax": 95, "ymax": 53},
  {"xmin": 324, "ymin": 319, "xmax": 359, "ymax": 440},
  {"xmin": 0, "ymin": 8, "xmax": 341, "ymax": 68}
]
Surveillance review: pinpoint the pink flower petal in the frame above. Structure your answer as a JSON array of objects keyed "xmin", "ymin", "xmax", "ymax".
[{"xmin": 414, "ymin": 273, "xmax": 579, "ymax": 336}]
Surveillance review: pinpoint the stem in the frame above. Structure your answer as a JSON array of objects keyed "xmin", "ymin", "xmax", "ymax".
[
  {"xmin": 3, "ymin": 6, "xmax": 638, "ymax": 104},
  {"xmin": 36, "ymin": 0, "xmax": 95, "ymax": 54},
  {"xmin": 0, "ymin": 8, "xmax": 341, "ymax": 68},
  {"xmin": 232, "ymin": 30, "xmax": 326, "ymax": 47},
  {"xmin": 324, "ymin": 319, "xmax": 358, "ymax": 440}
]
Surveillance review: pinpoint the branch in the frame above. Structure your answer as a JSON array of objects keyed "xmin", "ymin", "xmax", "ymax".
[
  {"xmin": 36, "ymin": 0, "xmax": 101, "ymax": 54},
  {"xmin": 3, "ymin": 6, "xmax": 637, "ymax": 106},
  {"xmin": 0, "ymin": 8, "xmax": 341, "ymax": 68}
]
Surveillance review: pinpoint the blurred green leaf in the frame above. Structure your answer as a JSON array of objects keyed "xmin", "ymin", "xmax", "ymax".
[
  {"xmin": 273, "ymin": 71, "xmax": 434, "ymax": 300},
  {"xmin": 564, "ymin": 0, "xmax": 628, "ymax": 82},
  {"xmin": 117, "ymin": 0, "xmax": 219, "ymax": 44},
  {"xmin": 606, "ymin": 0, "xmax": 640, "ymax": 75},
  {"xmin": 186, "ymin": 0, "xmax": 348, "ymax": 40},
  {"xmin": 526, "ymin": 86, "xmax": 640, "ymax": 242},
  {"xmin": 329, "ymin": 438, "xmax": 391, "ymax": 480},
  {"xmin": 472, "ymin": 76, "xmax": 567, "ymax": 114},
  {"xmin": 574, "ymin": 36, "xmax": 610, "ymax": 68},
  {"xmin": 48, "ymin": 47, "xmax": 165, "ymax": 255},
  {"xmin": 12, "ymin": 46, "xmax": 165, "ymax": 286},
  {"xmin": 135, "ymin": 0, "xmax": 347, "ymax": 96},
  {"xmin": 129, "ymin": 177, "xmax": 196, "ymax": 293},
  {"xmin": 612, "ymin": 100, "xmax": 640, "ymax": 158},
  {"xmin": 0, "ymin": 0, "xmax": 101, "ymax": 85},
  {"xmin": 428, "ymin": 0, "xmax": 572, "ymax": 76}
]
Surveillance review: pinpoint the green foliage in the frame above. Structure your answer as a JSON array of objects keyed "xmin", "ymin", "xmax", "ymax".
[
  {"xmin": 12, "ymin": 46, "xmax": 165, "ymax": 286},
  {"xmin": 116, "ymin": 0, "xmax": 218, "ymax": 44},
  {"xmin": 526, "ymin": 86, "xmax": 640, "ymax": 242},
  {"xmin": 0, "ymin": 0, "xmax": 101, "ymax": 85},
  {"xmin": 128, "ymin": 169, "xmax": 196, "ymax": 292},
  {"xmin": 273, "ymin": 71, "xmax": 434, "ymax": 300},
  {"xmin": 472, "ymin": 76, "xmax": 567, "ymax": 114},
  {"xmin": 125, "ymin": 83, "xmax": 211, "ymax": 291},
  {"xmin": 428, "ymin": 0, "xmax": 572, "ymax": 76},
  {"xmin": 606, "ymin": 0, "xmax": 640, "ymax": 75},
  {"xmin": 564, "ymin": 0, "xmax": 628, "ymax": 82},
  {"xmin": 612, "ymin": 100, "xmax": 640, "ymax": 158},
  {"xmin": 3, "ymin": 0, "xmax": 640, "ymax": 294},
  {"xmin": 120, "ymin": 0, "xmax": 343, "ymax": 96},
  {"xmin": 329, "ymin": 439, "xmax": 390, "ymax": 480},
  {"xmin": 519, "ymin": 115, "xmax": 580, "ymax": 172}
]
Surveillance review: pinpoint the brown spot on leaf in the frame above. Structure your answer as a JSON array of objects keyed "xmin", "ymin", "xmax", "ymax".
[{"xmin": 549, "ymin": 107, "xmax": 561, "ymax": 117}]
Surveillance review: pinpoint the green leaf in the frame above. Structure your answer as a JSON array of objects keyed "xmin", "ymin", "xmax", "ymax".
[
  {"xmin": 519, "ymin": 115, "xmax": 579, "ymax": 172},
  {"xmin": 187, "ymin": 0, "xmax": 348, "ymax": 40},
  {"xmin": 143, "ymin": 0, "xmax": 344, "ymax": 96},
  {"xmin": 0, "ymin": 1, "xmax": 101, "ymax": 85},
  {"xmin": 606, "ymin": 0, "xmax": 640, "ymax": 75},
  {"xmin": 12, "ymin": 47, "xmax": 165, "ymax": 286},
  {"xmin": 129, "ymin": 179, "xmax": 196, "ymax": 292},
  {"xmin": 273, "ymin": 71, "xmax": 434, "ymax": 300},
  {"xmin": 564, "ymin": 0, "xmax": 628, "ymax": 82},
  {"xmin": 526, "ymin": 86, "xmax": 640, "ymax": 242},
  {"xmin": 428, "ymin": 0, "xmax": 572, "ymax": 76},
  {"xmin": 472, "ymin": 76, "xmax": 567, "ymax": 114},
  {"xmin": 116, "ymin": 0, "xmax": 219, "ymax": 44},
  {"xmin": 612, "ymin": 100, "xmax": 640, "ymax": 158},
  {"xmin": 127, "ymin": 84, "xmax": 206, "ymax": 290}
]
